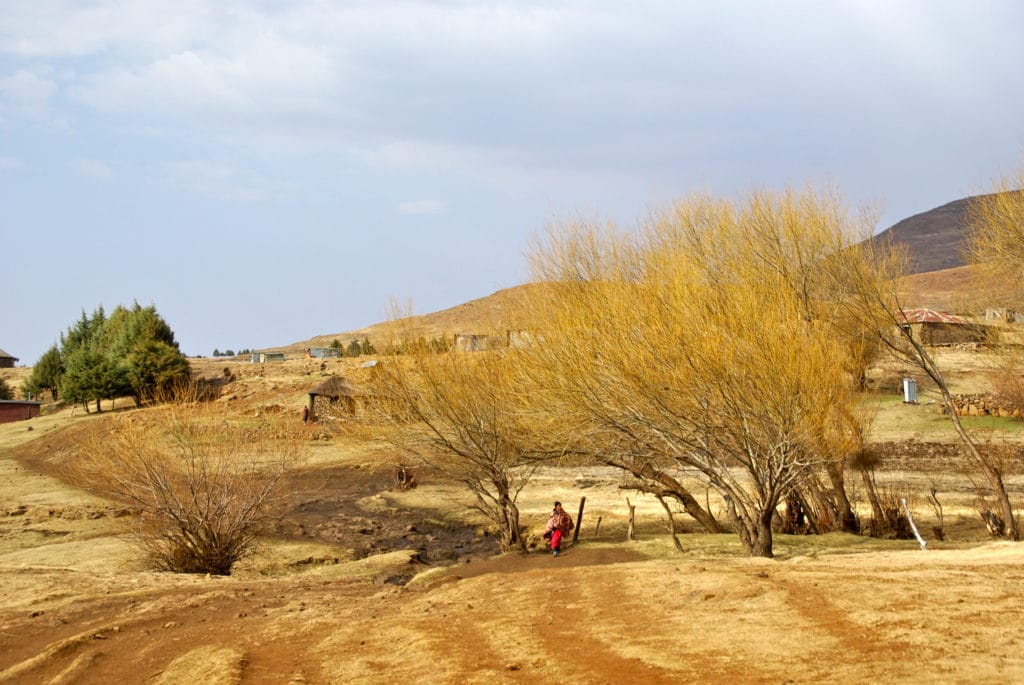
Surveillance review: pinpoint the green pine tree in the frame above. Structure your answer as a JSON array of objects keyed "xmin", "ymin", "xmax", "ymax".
[{"xmin": 26, "ymin": 345, "xmax": 63, "ymax": 400}]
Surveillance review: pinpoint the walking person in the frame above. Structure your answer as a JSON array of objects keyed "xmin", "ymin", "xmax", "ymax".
[{"xmin": 543, "ymin": 501, "xmax": 574, "ymax": 557}]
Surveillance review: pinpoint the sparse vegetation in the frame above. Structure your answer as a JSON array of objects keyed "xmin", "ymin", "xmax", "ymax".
[
  {"xmin": 372, "ymin": 339, "xmax": 565, "ymax": 552},
  {"xmin": 73, "ymin": 405, "xmax": 297, "ymax": 574}
]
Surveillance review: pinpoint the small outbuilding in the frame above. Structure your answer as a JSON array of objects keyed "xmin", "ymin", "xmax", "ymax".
[
  {"xmin": 0, "ymin": 349, "xmax": 18, "ymax": 368},
  {"xmin": 453, "ymin": 333, "xmax": 489, "ymax": 352},
  {"xmin": 308, "ymin": 376, "xmax": 362, "ymax": 420},
  {"xmin": 899, "ymin": 309, "xmax": 990, "ymax": 345},
  {"xmin": 305, "ymin": 347, "xmax": 340, "ymax": 359},
  {"xmin": 0, "ymin": 400, "xmax": 41, "ymax": 424},
  {"xmin": 251, "ymin": 351, "xmax": 286, "ymax": 363}
]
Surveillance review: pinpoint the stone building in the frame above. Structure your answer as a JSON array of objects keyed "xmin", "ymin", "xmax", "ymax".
[{"xmin": 899, "ymin": 308, "xmax": 990, "ymax": 345}]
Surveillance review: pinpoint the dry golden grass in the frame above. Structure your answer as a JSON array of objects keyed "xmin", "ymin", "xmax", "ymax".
[{"xmin": 3, "ymin": 271, "xmax": 1024, "ymax": 681}]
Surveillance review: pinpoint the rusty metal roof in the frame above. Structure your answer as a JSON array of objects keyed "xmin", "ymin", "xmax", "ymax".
[{"xmin": 899, "ymin": 308, "xmax": 971, "ymax": 325}]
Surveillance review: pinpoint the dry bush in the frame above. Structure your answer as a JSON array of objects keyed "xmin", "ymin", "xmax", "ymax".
[
  {"xmin": 74, "ymin": 405, "xmax": 299, "ymax": 574},
  {"xmin": 868, "ymin": 487, "xmax": 917, "ymax": 540}
]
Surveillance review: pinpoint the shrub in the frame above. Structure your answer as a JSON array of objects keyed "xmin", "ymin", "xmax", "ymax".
[{"xmin": 75, "ymin": 406, "xmax": 299, "ymax": 574}]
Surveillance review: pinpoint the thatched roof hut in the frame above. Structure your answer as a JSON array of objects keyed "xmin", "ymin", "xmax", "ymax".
[
  {"xmin": 309, "ymin": 376, "xmax": 359, "ymax": 399},
  {"xmin": 307, "ymin": 375, "xmax": 365, "ymax": 420}
]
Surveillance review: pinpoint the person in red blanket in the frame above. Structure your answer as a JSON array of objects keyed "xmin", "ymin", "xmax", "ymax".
[{"xmin": 542, "ymin": 501, "xmax": 574, "ymax": 557}]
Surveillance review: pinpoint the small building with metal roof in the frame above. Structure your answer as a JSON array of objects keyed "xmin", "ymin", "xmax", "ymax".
[{"xmin": 899, "ymin": 309, "xmax": 990, "ymax": 345}]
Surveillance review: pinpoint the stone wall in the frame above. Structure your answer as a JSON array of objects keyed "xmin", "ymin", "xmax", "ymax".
[{"xmin": 950, "ymin": 393, "xmax": 1024, "ymax": 418}]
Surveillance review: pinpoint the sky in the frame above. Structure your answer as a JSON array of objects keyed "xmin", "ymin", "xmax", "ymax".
[{"xmin": 3, "ymin": 1, "xmax": 1024, "ymax": 362}]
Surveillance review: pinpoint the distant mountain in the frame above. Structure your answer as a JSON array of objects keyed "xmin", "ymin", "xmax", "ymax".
[
  {"xmin": 869, "ymin": 192, "xmax": 1024, "ymax": 275},
  {"xmin": 869, "ymin": 196, "xmax": 980, "ymax": 275}
]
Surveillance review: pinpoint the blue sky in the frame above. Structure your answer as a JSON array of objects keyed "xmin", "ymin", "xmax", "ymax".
[{"xmin": 2, "ymin": 1, "xmax": 1023, "ymax": 361}]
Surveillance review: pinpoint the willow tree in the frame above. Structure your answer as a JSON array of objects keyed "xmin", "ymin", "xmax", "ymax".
[
  {"xmin": 372, "ymin": 340, "xmax": 563, "ymax": 552},
  {"xmin": 831, "ymin": 223, "xmax": 1020, "ymax": 540},
  {"xmin": 966, "ymin": 179, "xmax": 1024, "ymax": 308},
  {"xmin": 956, "ymin": 172, "xmax": 1024, "ymax": 538},
  {"xmin": 523, "ymin": 188, "xmax": 871, "ymax": 557}
]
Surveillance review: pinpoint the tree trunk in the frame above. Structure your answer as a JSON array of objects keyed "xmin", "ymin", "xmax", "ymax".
[
  {"xmin": 573, "ymin": 497, "xmax": 585, "ymax": 544},
  {"xmin": 937, "ymin": 383, "xmax": 1019, "ymax": 539},
  {"xmin": 496, "ymin": 487, "xmax": 525, "ymax": 552},
  {"xmin": 656, "ymin": 495, "xmax": 685, "ymax": 553},
  {"xmin": 728, "ymin": 496, "xmax": 775, "ymax": 558},
  {"xmin": 626, "ymin": 498, "xmax": 636, "ymax": 541},
  {"xmin": 748, "ymin": 510, "xmax": 775, "ymax": 558},
  {"xmin": 612, "ymin": 459, "xmax": 723, "ymax": 533},
  {"xmin": 860, "ymin": 465, "xmax": 886, "ymax": 536},
  {"xmin": 826, "ymin": 463, "xmax": 860, "ymax": 533}
]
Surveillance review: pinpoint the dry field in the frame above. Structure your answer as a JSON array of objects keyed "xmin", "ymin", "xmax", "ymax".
[{"xmin": 2, "ymin": 351, "xmax": 1024, "ymax": 683}]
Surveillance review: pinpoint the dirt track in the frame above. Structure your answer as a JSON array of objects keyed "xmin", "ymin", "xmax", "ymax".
[{"xmin": 3, "ymin": 543, "xmax": 1024, "ymax": 683}]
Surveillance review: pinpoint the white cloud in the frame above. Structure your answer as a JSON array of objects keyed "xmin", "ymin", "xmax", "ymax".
[
  {"xmin": 396, "ymin": 199, "xmax": 445, "ymax": 215},
  {"xmin": 161, "ymin": 160, "xmax": 280, "ymax": 202},
  {"xmin": 69, "ymin": 158, "xmax": 113, "ymax": 179},
  {"xmin": 0, "ymin": 68, "xmax": 57, "ymax": 112},
  {"xmin": 0, "ymin": 156, "xmax": 19, "ymax": 170}
]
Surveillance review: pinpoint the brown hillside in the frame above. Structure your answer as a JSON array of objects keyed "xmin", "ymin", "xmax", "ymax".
[
  {"xmin": 897, "ymin": 264, "xmax": 985, "ymax": 313},
  {"xmin": 869, "ymin": 191, "xmax": 1022, "ymax": 275},
  {"xmin": 284, "ymin": 284, "xmax": 540, "ymax": 354}
]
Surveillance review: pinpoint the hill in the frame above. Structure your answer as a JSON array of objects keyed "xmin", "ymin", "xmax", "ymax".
[
  {"xmin": 870, "ymin": 196, "xmax": 977, "ymax": 274},
  {"xmin": 284, "ymin": 284, "xmax": 540, "ymax": 354},
  {"xmin": 869, "ymin": 191, "xmax": 1021, "ymax": 275}
]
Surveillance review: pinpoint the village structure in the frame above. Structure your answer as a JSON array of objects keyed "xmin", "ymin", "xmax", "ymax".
[{"xmin": 0, "ymin": 348, "xmax": 18, "ymax": 368}]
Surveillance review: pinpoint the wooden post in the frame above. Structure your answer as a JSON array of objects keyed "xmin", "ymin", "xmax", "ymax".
[
  {"xmin": 626, "ymin": 498, "xmax": 636, "ymax": 541},
  {"xmin": 573, "ymin": 496, "xmax": 586, "ymax": 544},
  {"xmin": 594, "ymin": 516, "xmax": 603, "ymax": 537}
]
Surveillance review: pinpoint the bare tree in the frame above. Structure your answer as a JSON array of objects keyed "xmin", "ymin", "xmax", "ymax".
[
  {"xmin": 74, "ymin": 405, "xmax": 298, "ymax": 574},
  {"xmin": 522, "ymin": 188, "xmax": 872, "ymax": 557},
  {"xmin": 372, "ymin": 341, "xmax": 564, "ymax": 552}
]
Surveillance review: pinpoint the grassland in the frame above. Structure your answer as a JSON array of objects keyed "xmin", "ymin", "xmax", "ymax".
[{"xmin": 2, "ymin": 297, "xmax": 1024, "ymax": 682}]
